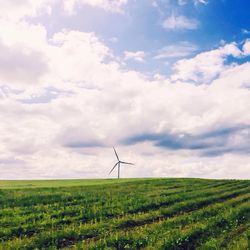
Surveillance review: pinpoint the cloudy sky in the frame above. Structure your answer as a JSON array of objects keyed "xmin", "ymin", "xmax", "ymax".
[{"xmin": 1, "ymin": 0, "xmax": 250, "ymax": 179}]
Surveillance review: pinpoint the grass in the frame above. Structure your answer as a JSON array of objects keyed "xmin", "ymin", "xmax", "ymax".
[
  {"xmin": 0, "ymin": 178, "xmax": 141, "ymax": 189},
  {"xmin": 0, "ymin": 178, "xmax": 249, "ymax": 249}
]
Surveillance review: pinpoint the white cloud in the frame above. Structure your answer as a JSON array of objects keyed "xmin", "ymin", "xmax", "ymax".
[
  {"xmin": 162, "ymin": 14, "xmax": 199, "ymax": 30},
  {"xmin": 0, "ymin": 19, "xmax": 49, "ymax": 87},
  {"xmin": 178, "ymin": 0, "xmax": 209, "ymax": 6},
  {"xmin": 243, "ymin": 39, "xmax": 250, "ymax": 56},
  {"xmin": 63, "ymin": 0, "xmax": 128, "ymax": 15},
  {"xmin": 155, "ymin": 41, "xmax": 198, "ymax": 59},
  {"xmin": 0, "ymin": 40, "xmax": 48, "ymax": 86},
  {"xmin": 154, "ymin": 0, "xmax": 208, "ymax": 8},
  {"xmin": 152, "ymin": 1, "xmax": 159, "ymax": 8},
  {"xmin": 0, "ymin": 0, "xmax": 128, "ymax": 21},
  {"xmin": 0, "ymin": 0, "xmax": 54, "ymax": 21},
  {"xmin": 0, "ymin": 2, "xmax": 250, "ymax": 179},
  {"xmin": 178, "ymin": 0, "xmax": 187, "ymax": 6},
  {"xmin": 241, "ymin": 29, "xmax": 250, "ymax": 35},
  {"xmin": 193, "ymin": 0, "xmax": 208, "ymax": 5},
  {"xmin": 124, "ymin": 51, "xmax": 146, "ymax": 62},
  {"xmin": 172, "ymin": 42, "xmax": 242, "ymax": 83},
  {"xmin": 110, "ymin": 37, "xmax": 118, "ymax": 43},
  {"xmin": 1, "ymin": 26, "xmax": 250, "ymax": 179}
]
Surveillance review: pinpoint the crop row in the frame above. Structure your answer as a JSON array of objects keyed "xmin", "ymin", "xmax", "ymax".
[
  {"xmin": 1, "ymin": 184, "xmax": 249, "ymax": 248},
  {"xmin": 0, "ymin": 179, "xmax": 249, "ymax": 249},
  {"xmin": 83, "ymin": 200, "xmax": 250, "ymax": 250},
  {"xmin": 0, "ymin": 180, "xmax": 246, "ymax": 241}
]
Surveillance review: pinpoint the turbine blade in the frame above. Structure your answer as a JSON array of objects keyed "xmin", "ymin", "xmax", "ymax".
[
  {"xmin": 113, "ymin": 147, "xmax": 120, "ymax": 161},
  {"xmin": 109, "ymin": 162, "xmax": 119, "ymax": 174},
  {"xmin": 120, "ymin": 161, "xmax": 134, "ymax": 165}
]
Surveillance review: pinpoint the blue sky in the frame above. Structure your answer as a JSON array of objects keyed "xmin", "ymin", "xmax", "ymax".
[{"xmin": 0, "ymin": 0, "xmax": 250, "ymax": 179}]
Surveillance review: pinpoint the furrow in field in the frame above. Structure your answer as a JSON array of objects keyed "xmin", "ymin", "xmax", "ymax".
[
  {"xmin": 2, "ymin": 179, "xmax": 234, "ymax": 208},
  {"xmin": 0, "ymin": 180, "xmax": 243, "ymax": 224},
  {"xmin": 197, "ymin": 223, "xmax": 249, "ymax": 250},
  {"xmin": 80, "ymin": 190, "xmax": 250, "ymax": 249},
  {"xmin": 0, "ymin": 180, "xmax": 235, "ymax": 230},
  {"xmin": 225, "ymin": 226, "xmax": 250, "ymax": 250},
  {"xmin": 0, "ymin": 181, "xmax": 247, "ymax": 242},
  {"xmin": 2, "ymin": 186, "xmax": 249, "ymax": 249},
  {"xmin": 83, "ymin": 200, "xmax": 250, "ymax": 250},
  {"xmin": 159, "ymin": 201, "xmax": 250, "ymax": 250},
  {"xmin": 0, "ymin": 179, "xmax": 226, "ymax": 212}
]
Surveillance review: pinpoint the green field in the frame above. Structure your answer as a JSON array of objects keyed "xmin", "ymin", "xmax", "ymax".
[{"xmin": 0, "ymin": 178, "xmax": 249, "ymax": 249}]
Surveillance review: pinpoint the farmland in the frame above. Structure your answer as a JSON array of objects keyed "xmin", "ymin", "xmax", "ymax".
[{"xmin": 0, "ymin": 178, "xmax": 249, "ymax": 249}]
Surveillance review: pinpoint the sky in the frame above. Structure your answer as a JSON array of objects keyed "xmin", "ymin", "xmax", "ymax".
[{"xmin": 0, "ymin": 0, "xmax": 250, "ymax": 179}]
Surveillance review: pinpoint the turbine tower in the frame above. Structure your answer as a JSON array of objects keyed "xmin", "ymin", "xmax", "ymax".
[{"xmin": 109, "ymin": 147, "xmax": 134, "ymax": 179}]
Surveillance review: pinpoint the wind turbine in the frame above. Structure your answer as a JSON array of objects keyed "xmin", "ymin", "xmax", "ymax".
[{"xmin": 109, "ymin": 147, "xmax": 134, "ymax": 179}]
